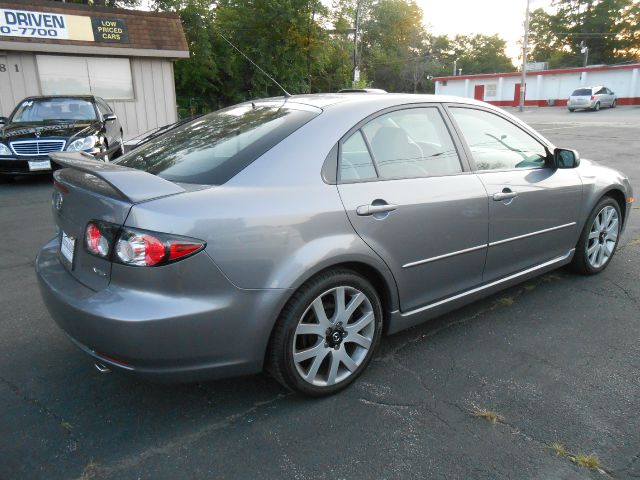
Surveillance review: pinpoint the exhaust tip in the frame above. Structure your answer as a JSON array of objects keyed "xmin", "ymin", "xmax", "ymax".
[{"xmin": 94, "ymin": 362, "xmax": 111, "ymax": 374}]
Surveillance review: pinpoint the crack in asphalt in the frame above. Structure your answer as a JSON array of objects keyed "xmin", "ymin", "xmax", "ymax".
[{"xmin": 72, "ymin": 392, "xmax": 291, "ymax": 479}]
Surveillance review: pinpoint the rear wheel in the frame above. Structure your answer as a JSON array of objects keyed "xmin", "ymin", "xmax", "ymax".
[
  {"xmin": 571, "ymin": 197, "xmax": 621, "ymax": 275},
  {"xmin": 593, "ymin": 102, "xmax": 601, "ymax": 111},
  {"xmin": 268, "ymin": 269, "xmax": 383, "ymax": 396},
  {"xmin": 568, "ymin": 108, "xmax": 575, "ymax": 112},
  {"xmin": 611, "ymin": 99, "xmax": 617, "ymax": 108}
]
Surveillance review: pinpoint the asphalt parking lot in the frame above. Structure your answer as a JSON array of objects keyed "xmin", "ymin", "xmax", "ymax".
[{"xmin": 1, "ymin": 105, "xmax": 639, "ymax": 480}]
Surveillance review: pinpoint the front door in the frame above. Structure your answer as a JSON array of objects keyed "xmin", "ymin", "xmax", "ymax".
[
  {"xmin": 336, "ymin": 105, "xmax": 489, "ymax": 312},
  {"xmin": 474, "ymin": 84, "xmax": 485, "ymax": 101},
  {"xmin": 448, "ymin": 106, "xmax": 582, "ymax": 281}
]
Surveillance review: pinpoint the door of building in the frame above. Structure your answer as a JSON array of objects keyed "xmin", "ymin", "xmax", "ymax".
[{"xmin": 474, "ymin": 84, "xmax": 485, "ymax": 101}]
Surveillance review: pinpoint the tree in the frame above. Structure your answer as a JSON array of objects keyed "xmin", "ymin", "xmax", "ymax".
[
  {"xmin": 529, "ymin": 0, "xmax": 640, "ymax": 67},
  {"xmin": 448, "ymin": 34, "xmax": 515, "ymax": 75}
]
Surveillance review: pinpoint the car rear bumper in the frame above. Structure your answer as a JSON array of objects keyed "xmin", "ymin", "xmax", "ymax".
[{"xmin": 35, "ymin": 237, "xmax": 289, "ymax": 382}]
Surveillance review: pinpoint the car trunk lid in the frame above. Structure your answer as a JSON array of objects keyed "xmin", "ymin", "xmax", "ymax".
[{"xmin": 50, "ymin": 152, "xmax": 186, "ymax": 291}]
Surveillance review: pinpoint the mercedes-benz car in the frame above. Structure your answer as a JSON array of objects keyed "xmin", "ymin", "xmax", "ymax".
[
  {"xmin": 567, "ymin": 86, "xmax": 617, "ymax": 112},
  {"xmin": 0, "ymin": 95, "xmax": 124, "ymax": 180},
  {"xmin": 36, "ymin": 93, "xmax": 633, "ymax": 396}
]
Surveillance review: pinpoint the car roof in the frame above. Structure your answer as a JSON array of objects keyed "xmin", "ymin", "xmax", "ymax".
[
  {"xmin": 21, "ymin": 95, "xmax": 97, "ymax": 101},
  {"xmin": 258, "ymin": 92, "xmax": 491, "ymax": 111}
]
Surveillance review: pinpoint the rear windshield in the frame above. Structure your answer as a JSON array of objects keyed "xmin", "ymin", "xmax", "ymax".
[
  {"xmin": 115, "ymin": 104, "xmax": 318, "ymax": 185},
  {"xmin": 571, "ymin": 88, "xmax": 592, "ymax": 96}
]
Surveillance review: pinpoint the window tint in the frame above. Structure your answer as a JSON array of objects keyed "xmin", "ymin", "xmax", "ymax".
[
  {"xmin": 571, "ymin": 88, "xmax": 592, "ymax": 96},
  {"xmin": 359, "ymin": 107, "xmax": 462, "ymax": 179},
  {"xmin": 450, "ymin": 107, "xmax": 548, "ymax": 171},
  {"xmin": 340, "ymin": 131, "xmax": 377, "ymax": 181},
  {"xmin": 115, "ymin": 105, "xmax": 318, "ymax": 185}
]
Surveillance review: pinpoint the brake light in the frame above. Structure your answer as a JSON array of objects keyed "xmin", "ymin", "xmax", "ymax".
[
  {"xmin": 590, "ymin": 95, "xmax": 595, "ymax": 100},
  {"xmin": 82, "ymin": 220, "xmax": 206, "ymax": 267},
  {"xmin": 85, "ymin": 222, "xmax": 110, "ymax": 257}
]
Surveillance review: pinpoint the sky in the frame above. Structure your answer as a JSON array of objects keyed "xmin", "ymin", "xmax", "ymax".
[{"xmin": 415, "ymin": 0, "xmax": 553, "ymax": 64}]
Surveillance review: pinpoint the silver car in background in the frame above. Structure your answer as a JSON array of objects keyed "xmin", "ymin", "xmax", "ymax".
[
  {"xmin": 568, "ymin": 86, "xmax": 617, "ymax": 111},
  {"xmin": 36, "ymin": 94, "xmax": 633, "ymax": 396}
]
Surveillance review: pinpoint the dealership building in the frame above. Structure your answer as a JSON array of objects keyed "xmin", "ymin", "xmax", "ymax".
[
  {"xmin": 0, "ymin": 0, "xmax": 189, "ymax": 139},
  {"xmin": 434, "ymin": 63, "xmax": 640, "ymax": 107}
]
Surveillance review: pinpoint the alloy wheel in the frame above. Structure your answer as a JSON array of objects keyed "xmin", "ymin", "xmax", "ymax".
[
  {"xmin": 586, "ymin": 205, "xmax": 619, "ymax": 269},
  {"xmin": 293, "ymin": 286, "xmax": 375, "ymax": 387}
]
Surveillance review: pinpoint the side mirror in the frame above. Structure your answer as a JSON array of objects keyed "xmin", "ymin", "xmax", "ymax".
[
  {"xmin": 554, "ymin": 148, "xmax": 580, "ymax": 168},
  {"xmin": 0, "ymin": 116, "xmax": 7, "ymax": 125},
  {"xmin": 102, "ymin": 113, "xmax": 117, "ymax": 122}
]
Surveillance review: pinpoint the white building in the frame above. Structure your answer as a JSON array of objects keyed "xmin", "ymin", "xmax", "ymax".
[
  {"xmin": 434, "ymin": 64, "xmax": 640, "ymax": 107},
  {"xmin": 0, "ymin": 0, "xmax": 189, "ymax": 139}
]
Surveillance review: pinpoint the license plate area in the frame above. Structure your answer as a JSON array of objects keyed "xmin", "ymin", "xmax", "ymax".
[
  {"xmin": 60, "ymin": 231, "xmax": 76, "ymax": 267},
  {"xmin": 28, "ymin": 159, "xmax": 51, "ymax": 171}
]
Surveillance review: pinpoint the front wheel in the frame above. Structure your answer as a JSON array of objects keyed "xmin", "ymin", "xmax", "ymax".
[
  {"xmin": 571, "ymin": 197, "xmax": 621, "ymax": 275},
  {"xmin": 268, "ymin": 269, "xmax": 383, "ymax": 396},
  {"xmin": 611, "ymin": 100, "xmax": 617, "ymax": 108}
]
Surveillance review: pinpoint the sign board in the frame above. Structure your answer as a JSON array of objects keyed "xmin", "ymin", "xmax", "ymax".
[
  {"xmin": 0, "ymin": 8, "xmax": 127, "ymax": 43},
  {"xmin": 91, "ymin": 17, "xmax": 128, "ymax": 43}
]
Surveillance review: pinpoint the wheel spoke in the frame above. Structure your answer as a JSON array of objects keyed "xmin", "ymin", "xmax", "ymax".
[
  {"xmin": 596, "ymin": 244, "xmax": 605, "ymax": 266},
  {"xmin": 327, "ymin": 352, "xmax": 340, "ymax": 385},
  {"xmin": 606, "ymin": 218, "xmax": 618, "ymax": 235},
  {"xmin": 294, "ymin": 342, "xmax": 324, "ymax": 363},
  {"xmin": 594, "ymin": 214, "xmax": 601, "ymax": 231},
  {"xmin": 304, "ymin": 349, "xmax": 329, "ymax": 382},
  {"xmin": 588, "ymin": 230, "xmax": 600, "ymax": 240},
  {"xmin": 347, "ymin": 333, "xmax": 372, "ymax": 349},
  {"xmin": 333, "ymin": 287, "xmax": 346, "ymax": 321},
  {"xmin": 312, "ymin": 298, "xmax": 330, "ymax": 327},
  {"xmin": 346, "ymin": 310, "xmax": 374, "ymax": 334},
  {"xmin": 336, "ymin": 349, "xmax": 359, "ymax": 372},
  {"xmin": 295, "ymin": 322, "xmax": 326, "ymax": 337},
  {"xmin": 343, "ymin": 292, "xmax": 365, "ymax": 321}
]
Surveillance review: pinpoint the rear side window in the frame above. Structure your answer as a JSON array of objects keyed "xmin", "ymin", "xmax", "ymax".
[
  {"xmin": 572, "ymin": 88, "xmax": 592, "ymax": 96},
  {"xmin": 340, "ymin": 131, "xmax": 377, "ymax": 181},
  {"xmin": 115, "ymin": 105, "xmax": 318, "ymax": 185}
]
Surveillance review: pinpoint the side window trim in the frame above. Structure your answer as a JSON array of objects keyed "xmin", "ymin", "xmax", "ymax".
[
  {"xmin": 336, "ymin": 103, "xmax": 472, "ymax": 184},
  {"xmin": 358, "ymin": 128, "xmax": 381, "ymax": 178},
  {"xmin": 442, "ymin": 103, "xmax": 554, "ymax": 173}
]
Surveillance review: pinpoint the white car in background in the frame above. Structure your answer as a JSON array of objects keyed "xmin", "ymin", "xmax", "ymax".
[{"xmin": 568, "ymin": 86, "xmax": 617, "ymax": 112}]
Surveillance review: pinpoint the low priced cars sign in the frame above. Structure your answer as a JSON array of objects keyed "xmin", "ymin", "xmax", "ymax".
[{"xmin": 91, "ymin": 17, "xmax": 129, "ymax": 43}]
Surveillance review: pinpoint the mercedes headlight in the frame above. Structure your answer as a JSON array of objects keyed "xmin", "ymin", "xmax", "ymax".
[
  {"xmin": 0, "ymin": 143, "xmax": 11, "ymax": 156},
  {"xmin": 66, "ymin": 135, "xmax": 99, "ymax": 152}
]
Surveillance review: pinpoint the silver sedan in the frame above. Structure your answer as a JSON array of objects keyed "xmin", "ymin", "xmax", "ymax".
[{"xmin": 36, "ymin": 93, "xmax": 633, "ymax": 396}]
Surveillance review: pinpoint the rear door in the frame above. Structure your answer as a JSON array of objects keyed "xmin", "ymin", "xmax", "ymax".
[
  {"xmin": 447, "ymin": 106, "xmax": 582, "ymax": 282},
  {"xmin": 337, "ymin": 105, "xmax": 489, "ymax": 312}
]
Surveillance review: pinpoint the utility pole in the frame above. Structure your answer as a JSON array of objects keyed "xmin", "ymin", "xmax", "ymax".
[
  {"xmin": 519, "ymin": 0, "xmax": 531, "ymax": 112},
  {"xmin": 453, "ymin": 59, "xmax": 457, "ymax": 76},
  {"xmin": 352, "ymin": 0, "xmax": 361, "ymax": 87},
  {"xmin": 580, "ymin": 41, "xmax": 589, "ymax": 67}
]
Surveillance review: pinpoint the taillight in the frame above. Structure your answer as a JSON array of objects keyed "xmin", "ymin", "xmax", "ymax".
[
  {"xmin": 83, "ymin": 220, "xmax": 205, "ymax": 267},
  {"xmin": 85, "ymin": 222, "xmax": 111, "ymax": 258},
  {"xmin": 590, "ymin": 95, "xmax": 595, "ymax": 100}
]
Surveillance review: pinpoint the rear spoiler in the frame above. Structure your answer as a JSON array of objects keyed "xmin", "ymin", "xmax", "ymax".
[{"xmin": 50, "ymin": 152, "xmax": 185, "ymax": 203}]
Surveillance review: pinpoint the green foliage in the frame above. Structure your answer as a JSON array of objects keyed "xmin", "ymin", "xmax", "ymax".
[{"xmin": 529, "ymin": 0, "xmax": 640, "ymax": 67}]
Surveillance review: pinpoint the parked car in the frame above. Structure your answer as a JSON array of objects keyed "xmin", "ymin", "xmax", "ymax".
[
  {"xmin": 0, "ymin": 95, "xmax": 123, "ymax": 179},
  {"xmin": 568, "ymin": 86, "xmax": 617, "ymax": 111},
  {"xmin": 36, "ymin": 94, "xmax": 633, "ymax": 396}
]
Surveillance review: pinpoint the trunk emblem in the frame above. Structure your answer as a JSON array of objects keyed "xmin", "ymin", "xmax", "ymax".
[{"xmin": 35, "ymin": 128, "xmax": 42, "ymax": 138}]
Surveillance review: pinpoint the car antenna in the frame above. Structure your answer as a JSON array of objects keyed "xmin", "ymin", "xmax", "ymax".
[{"xmin": 218, "ymin": 32, "xmax": 291, "ymax": 99}]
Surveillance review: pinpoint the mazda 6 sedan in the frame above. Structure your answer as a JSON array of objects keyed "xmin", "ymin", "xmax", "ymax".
[{"xmin": 36, "ymin": 93, "xmax": 633, "ymax": 396}]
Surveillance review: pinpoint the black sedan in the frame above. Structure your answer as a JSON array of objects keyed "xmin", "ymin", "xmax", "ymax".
[{"xmin": 0, "ymin": 95, "xmax": 123, "ymax": 179}]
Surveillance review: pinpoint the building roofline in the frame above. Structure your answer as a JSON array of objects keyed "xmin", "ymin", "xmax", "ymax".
[
  {"xmin": 434, "ymin": 63, "xmax": 640, "ymax": 82},
  {"xmin": 0, "ymin": 40, "xmax": 189, "ymax": 58},
  {"xmin": 0, "ymin": 0, "xmax": 181, "ymax": 20}
]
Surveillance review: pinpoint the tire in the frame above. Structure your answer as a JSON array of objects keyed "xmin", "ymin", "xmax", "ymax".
[
  {"xmin": 571, "ymin": 197, "xmax": 621, "ymax": 275},
  {"xmin": 267, "ymin": 269, "xmax": 383, "ymax": 396},
  {"xmin": 593, "ymin": 102, "xmax": 600, "ymax": 111},
  {"xmin": 113, "ymin": 134, "xmax": 124, "ymax": 159},
  {"xmin": 0, "ymin": 175, "xmax": 12, "ymax": 183},
  {"xmin": 611, "ymin": 100, "xmax": 617, "ymax": 108},
  {"xmin": 568, "ymin": 108, "xmax": 575, "ymax": 112}
]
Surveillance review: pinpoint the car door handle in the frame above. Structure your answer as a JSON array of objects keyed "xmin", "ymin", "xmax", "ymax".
[
  {"xmin": 492, "ymin": 190, "xmax": 518, "ymax": 201},
  {"xmin": 356, "ymin": 203, "xmax": 398, "ymax": 216}
]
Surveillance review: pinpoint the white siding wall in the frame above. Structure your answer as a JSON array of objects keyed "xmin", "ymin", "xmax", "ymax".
[
  {"xmin": 0, "ymin": 53, "xmax": 178, "ymax": 140},
  {"xmin": 435, "ymin": 67, "xmax": 640, "ymax": 105}
]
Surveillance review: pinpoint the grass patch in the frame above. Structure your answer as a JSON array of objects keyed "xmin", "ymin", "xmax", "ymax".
[
  {"xmin": 548, "ymin": 442, "xmax": 567, "ymax": 457},
  {"xmin": 523, "ymin": 284, "xmax": 536, "ymax": 291},
  {"xmin": 496, "ymin": 297, "xmax": 514, "ymax": 307},
  {"xmin": 572, "ymin": 453, "xmax": 601, "ymax": 470},
  {"xmin": 472, "ymin": 407, "xmax": 500, "ymax": 424},
  {"xmin": 80, "ymin": 460, "xmax": 99, "ymax": 480}
]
